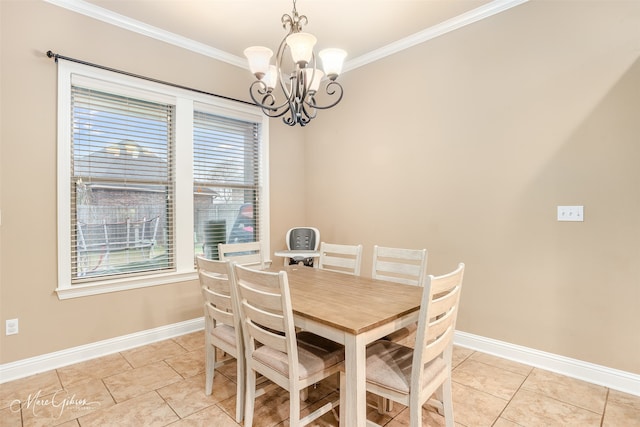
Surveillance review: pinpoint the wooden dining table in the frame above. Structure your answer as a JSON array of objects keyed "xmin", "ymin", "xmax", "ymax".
[{"xmin": 268, "ymin": 265, "xmax": 423, "ymax": 427}]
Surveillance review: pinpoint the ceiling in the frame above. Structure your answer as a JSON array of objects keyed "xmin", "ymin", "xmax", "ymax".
[{"xmin": 55, "ymin": 0, "xmax": 527, "ymax": 70}]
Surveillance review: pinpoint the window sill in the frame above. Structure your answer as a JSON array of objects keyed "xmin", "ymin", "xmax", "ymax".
[{"xmin": 55, "ymin": 271, "xmax": 199, "ymax": 300}]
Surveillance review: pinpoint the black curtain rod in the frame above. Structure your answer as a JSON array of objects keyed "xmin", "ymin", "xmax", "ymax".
[{"xmin": 46, "ymin": 50, "xmax": 254, "ymax": 106}]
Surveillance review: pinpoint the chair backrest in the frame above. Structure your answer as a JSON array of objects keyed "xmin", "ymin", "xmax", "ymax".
[
  {"xmin": 318, "ymin": 242, "xmax": 363, "ymax": 276},
  {"xmin": 218, "ymin": 241, "xmax": 265, "ymax": 269},
  {"xmin": 233, "ymin": 264, "xmax": 299, "ymax": 384},
  {"xmin": 286, "ymin": 227, "xmax": 320, "ymax": 251},
  {"xmin": 196, "ymin": 256, "xmax": 240, "ymax": 342},
  {"xmin": 371, "ymin": 245, "xmax": 428, "ymax": 286},
  {"xmin": 411, "ymin": 263, "xmax": 465, "ymax": 390}
]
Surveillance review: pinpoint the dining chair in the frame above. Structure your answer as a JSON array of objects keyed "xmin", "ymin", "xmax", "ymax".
[
  {"xmin": 370, "ymin": 245, "xmax": 429, "ymax": 412},
  {"xmin": 371, "ymin": 245, "xmax": 428, "ymax": 286},
  {"xmin": 372, "ymin": 245, "xmax": 428, "ymax": 343},
  {"xmin": 345, "ymin": 263, "xmax": 465, "ymax": 427},
  {"xmin": 196, "ymin": 255, "xmax": 245, "ymax": 423},
  {"xmin": 233, "ymin": 263, "xmax": 345, "ymax": 427},
  {"xmin": 218, "ymin": 241, "xmax": 265, "ymax": 269},
  {"xmin": 318, "ymin": 242, "xmax": 363, "ymax": 276}
]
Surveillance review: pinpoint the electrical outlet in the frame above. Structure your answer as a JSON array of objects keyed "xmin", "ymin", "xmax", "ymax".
[
  {"xmin": 6, "ymin": 319, "xmax": 18, "ymax": 335},
  {"xmin": 557, "ymin": 206, "xmax": 584, "ymax": 222}
]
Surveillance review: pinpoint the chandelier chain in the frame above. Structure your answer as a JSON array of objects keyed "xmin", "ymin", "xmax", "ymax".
[{"xmin": 282, "ymin": 0, "xmax": 307, "ymax": 34}]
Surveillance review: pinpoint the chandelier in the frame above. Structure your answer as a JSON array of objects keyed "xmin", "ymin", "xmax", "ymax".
[{"xmin": 244, "ymin": 0, "xmax": 347, "ymax": 127}]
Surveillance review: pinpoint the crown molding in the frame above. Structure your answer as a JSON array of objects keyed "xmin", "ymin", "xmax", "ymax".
[
  {"xmin": 345, "ymin": 0, "xmax": 529, "ymax": 72},
  {"xmin": 44, "ymin": 0, "xmax": 528, "ymax": 73},
  {"xmin": 42, "ymin": 0, "xmax": 247, "ymax": 69}
]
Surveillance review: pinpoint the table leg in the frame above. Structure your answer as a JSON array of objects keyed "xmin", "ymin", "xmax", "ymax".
[{"xmin": 341, "ymin": 333, "xmax": 367, "ymax": 427}]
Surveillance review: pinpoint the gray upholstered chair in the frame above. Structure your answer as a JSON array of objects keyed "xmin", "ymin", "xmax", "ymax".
[{"xmin": 280, "ymin": 226, "xmax": 320, "ymax": 266}]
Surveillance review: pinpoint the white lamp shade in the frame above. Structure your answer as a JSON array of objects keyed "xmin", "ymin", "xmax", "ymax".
[
  {"xmin": 263, "ymin": 65, "xmax": 278, "ymax": 90},
  {"xmin": 319, "ymin": 48, "xmax": 347, "ymax": 79},
  {"xmin": 286, "ymin": 32, "xmax": 317, "ymax": 65},
  {"xmin": 303, "ymin": 68, "xmax": 324, "ymax": 92},
  {"xmin": 244, "ymin": 46, "xmax": 273, "ymax": 77}
]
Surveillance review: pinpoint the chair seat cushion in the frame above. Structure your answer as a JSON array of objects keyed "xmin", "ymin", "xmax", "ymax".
[
  {"xmin": 210, "ymin": 324, "xmax": 237, "ymax": 348},
  {"xmin": 252, "ymin": 331, "xmax": 344, "ymax": 380},
  {"xmin": 366, "ymin": 340, "xmax": 446, "ymax": 394}
]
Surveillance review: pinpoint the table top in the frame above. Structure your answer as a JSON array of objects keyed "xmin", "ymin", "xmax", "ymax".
[{"xmin": 269, "ymin": 266, "xmax": 423, "ymax": 335}]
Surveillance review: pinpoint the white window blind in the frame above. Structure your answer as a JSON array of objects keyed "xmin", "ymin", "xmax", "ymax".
[
  {"xmin": 71, "ymin": 85, "xmax": 175, "ymax": 282},
  {"xmin": 193, "ymin": 112, "xmax": 261, "ymax": 260},
  {"xmin": 56, "ymin": 59, "xmax": 269, "ymax": 298}
]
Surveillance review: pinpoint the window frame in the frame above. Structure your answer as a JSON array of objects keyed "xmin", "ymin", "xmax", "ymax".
[{"xmin": 55, "ymin": 60, "xmax": 270, "ymax": 299}]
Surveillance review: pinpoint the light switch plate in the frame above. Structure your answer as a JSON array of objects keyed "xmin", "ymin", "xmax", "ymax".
[
  {"xmin": 557, "ymin": 206, "xmax": 584, "ymax": 222},
  {"xmin": 6, "ymin": 319, "xmax": 18, "ymax": 335}
]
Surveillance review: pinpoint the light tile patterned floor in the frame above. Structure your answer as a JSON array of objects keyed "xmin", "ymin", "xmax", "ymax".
[{"xmin": 1, "ymin": 331, "xmax": 638, "ymax": 426}]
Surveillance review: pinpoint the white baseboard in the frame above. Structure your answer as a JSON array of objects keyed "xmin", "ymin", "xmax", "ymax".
[
  {"xmin": 0, "ymin": 318, "xmax": 204, "ymax": 384},
  {"xmin": 454, "ymin": 330, "xmax": 640, "ymax": 397},
  {"xmin": 1, "ymin": 321, "xmax": 638, "ymax": 397}
]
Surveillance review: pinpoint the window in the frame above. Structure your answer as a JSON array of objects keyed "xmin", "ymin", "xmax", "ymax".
[
  {"xmin": 56, "ymin": 60, "xmax": 269, "ymax": 299},
  {"xmin": 72, "ymin": 86, "xmax": 175, "ymax": 281},
  {"xmin": 193, "ymin": 110, "xmax": 262, "ymax": 261}
]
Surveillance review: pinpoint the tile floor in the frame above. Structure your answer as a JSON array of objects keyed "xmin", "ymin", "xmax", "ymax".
[{"xmin": 1, "ymin": 331, "xmax": 638, "ymax": 426}]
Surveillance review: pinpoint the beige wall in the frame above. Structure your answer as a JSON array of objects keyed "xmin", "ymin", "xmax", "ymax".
[
  {"xmin": 0, "ymin": 0, "xmax": 304, "ymax": 364},
  {"xmin": 1, "ymin": 0, "xmax": 638, "ymax": 376},
  {"xmin": 304, "ymin": 1, "xmax": 640, "ymax": 373}
]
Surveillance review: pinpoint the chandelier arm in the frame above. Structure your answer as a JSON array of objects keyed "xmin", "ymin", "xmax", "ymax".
[
  {"xmin": 298, "ymin": 116, "xmax": 312, "ymax": 126},
  {"xmin": 297, "ymin": 107, "xmax": 313, "ymax": 126},
  {"xmin": 281, "ymin": 97, "xmax": 313, "ymax": 127},
  {"xmin": 282, "ymin": 116, "xmax": 296, "ymax": 126},
  {"xmin": 258, "ymin": 102, "xmax": 295, "ymax": 119},
  {"xmin": 282, "ymin": 102, "xmax": 298, "ymax": 126},
  {"xmin": 261, "ymin": 105, "xmax": 292, "ymax": 119},
  {"xmin": 284, "ymin": 112, "xmax": 312, "ymax": 127},
  {"xmin": 303, "ymin": 81, "xmax": 344, "ymax": 110},
  {"xmin": 301, "ymin": 97, "xmax": 318, "ymax": 122},
  {"xmin": 248, "ymin": 80, "xmax": 296, "ymax": 118},
  {"xmin": 275, "ymin": 36, "xmax": 293, "ymax": 101}
]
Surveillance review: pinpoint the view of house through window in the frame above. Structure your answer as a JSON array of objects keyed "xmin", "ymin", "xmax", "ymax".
[
  {"xmin": 72, "ymin": 87, "xmax": 174, "ymax": 281},
  {"xmin": 193, "ymin": 111, "xmax": 261, "ymax": 260},
  {"xmin": 57, "ymin": 59, "xmax": 267, "ymax": 296}
]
